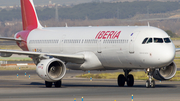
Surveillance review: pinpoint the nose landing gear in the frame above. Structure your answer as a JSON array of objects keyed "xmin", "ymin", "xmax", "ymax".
[{"xmin": 146, "ymin": 68, "xmax": 155, "ymax": 88}]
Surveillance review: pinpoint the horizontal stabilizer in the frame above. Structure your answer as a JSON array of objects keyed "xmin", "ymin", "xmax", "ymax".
[{"xmin": 0, "ymin": 37, "xmax": 22, "ymax": 42}]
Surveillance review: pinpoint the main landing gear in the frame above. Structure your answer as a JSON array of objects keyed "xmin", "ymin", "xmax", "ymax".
[
  {"xmin": 117, "ymin": 69, "xmax": 134, "ymax": 87},
  {"xmin": 45, "ymin": 80, "xmax": 62, "ymax": 88},
  {"xmin": 145, "ymin": 68, "xmax": 155, "ymax": 88}
]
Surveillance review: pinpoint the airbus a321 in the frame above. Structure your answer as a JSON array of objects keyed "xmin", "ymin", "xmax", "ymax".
[{"xmin": 0, "ymin": 0, "xmax": 179, "ymax": 88}]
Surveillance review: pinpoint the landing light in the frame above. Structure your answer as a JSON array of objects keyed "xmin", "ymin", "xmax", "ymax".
[{"xmin": 147, "ymin": 68, "xmax": 150, "ymax": 72}]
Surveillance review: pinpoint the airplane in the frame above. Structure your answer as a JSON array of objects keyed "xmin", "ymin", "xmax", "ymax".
[{"xmin": 0, "ymin": 0, "xmax": 179, "ymax": 88}]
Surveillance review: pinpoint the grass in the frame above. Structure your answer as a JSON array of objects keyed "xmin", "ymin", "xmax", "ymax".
[
  {"xmin": 0, "ymin": 57, "xmax": 32, "ymax": 61},
  {"xmin": 175, "ymin": 45, "xmax": 180, "ymax": 48},
  {"xmin": 174, "ymin": 59, "xmax": 180, "ymax": 62},
  {"xmin": 0, "ymin": 45, "xmax": 21, "ymax": 50},
  {"xmin": 77, "ymin": 71, "xmax": 180, "ymax": 81},
  {"xmin": 171, "ymin": 38, "xmax": 180, "ymax": 41}
]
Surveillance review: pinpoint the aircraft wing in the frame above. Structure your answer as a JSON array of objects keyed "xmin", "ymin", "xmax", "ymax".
[
  {"xmin": 0, "ymin": 37, "xmax": 22, "ymax": 42},
  {"xmin": 176, "ymin": 48, "xmax": 180, "ymax": 52},
  {"xmin": 0, "ymin": 49, "xmax": 85, "ymax": 64}
]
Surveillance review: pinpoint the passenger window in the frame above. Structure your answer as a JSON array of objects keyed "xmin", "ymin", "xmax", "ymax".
[
  {"xmin": 164, "ymin": 38, "xmax": 171, "ymax": 43},
  {"xmin": 142, "ymin": 38, "xmax": 148, "ymax": 44},
  {"xmin": 147, "ymin": 38, "xmax": 152, "ymax": 43},
  {"xmin": 154, "ymin": 38, "xmax": 163, "ymax": 43}
]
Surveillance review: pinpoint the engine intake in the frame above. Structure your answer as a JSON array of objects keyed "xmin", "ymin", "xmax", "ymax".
[
  {"xmin": 36, "ymin": 58, "xmax": 66, "ymax": 82},
  {"xmin": 153, "ymin": 62, "xmax": 177, "ymax": 80}
]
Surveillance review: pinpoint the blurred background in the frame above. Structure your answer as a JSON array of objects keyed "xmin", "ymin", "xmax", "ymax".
[{"xmin": 1, "ymin": 0, "xmax": 180, "ymax": 69}]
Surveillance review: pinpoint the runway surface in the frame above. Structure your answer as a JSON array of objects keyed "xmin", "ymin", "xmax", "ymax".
[{"xmin": 0, "ymin": 70, "xmax": 180, "ymax": 101}]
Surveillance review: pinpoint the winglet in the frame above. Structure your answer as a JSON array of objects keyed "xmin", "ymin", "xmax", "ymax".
[{"xmin": 21, "ymin": 0, "xmax": 43, "ymax": 30}]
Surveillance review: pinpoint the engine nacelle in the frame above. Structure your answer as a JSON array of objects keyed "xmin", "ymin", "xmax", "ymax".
[
  {"xmin": 153, "ymin": 62, "xmax": 177, "ymax": 80},
  {"xmin": 36, "ymin": 58, "xmax": 66, "ymax": 82},
  {"xmin": 0, "ymin": 53, "xmax": 12, "ymax": 57}
]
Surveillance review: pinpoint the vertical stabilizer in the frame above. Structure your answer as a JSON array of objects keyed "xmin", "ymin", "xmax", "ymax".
[{"xmin": 21, "ymin": 0, "xmax": 43, "ymax": 30}]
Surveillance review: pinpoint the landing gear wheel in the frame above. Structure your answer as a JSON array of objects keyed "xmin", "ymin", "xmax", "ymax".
[
  {"xmin": 45, "ymin": 81, "xmax": 52, "ymax": 88},
  {"xmin": 127, "ymin": 74, "xmax": 134, "ymax": 87},
  {"xmin": 151, "ymin": 80, "xmax": 155, "ymax": 88},
  {"xmin": 118, "ymin": 74, "xmax": 125, "ymax": 87},
  {"xmin": 54, "ymin": 80, "xmax": 62, "ymax": 88},
  {"xmin": 146, "ymin": 80, "xmax": 150, "ymax": 88},
  {"xmin": 146, "ymin": 69, "xmax": 156, "ymax": 88}
]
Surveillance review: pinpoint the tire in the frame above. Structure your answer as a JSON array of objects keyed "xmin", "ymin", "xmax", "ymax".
[
  {"xmin": 146, "ymin": 80, "xmax": 150, "ymax": 88},
  {"xmin": 127, "ymin": 74, "xmax": 134, "ymax": 87},
  {"xmin": 117, "ymin": 74, "xmax": 125, "ymax": 87},
  {"xmin": 45, "ymin": 81, "xmax": 52, "ymax": 88},
  {"xmin": 151, "ymin": 80, "xmax": 155, "ymax": 88},
  {"xmin": 54, "ymin": 80, "xmax": 62, "ymax": 88}
]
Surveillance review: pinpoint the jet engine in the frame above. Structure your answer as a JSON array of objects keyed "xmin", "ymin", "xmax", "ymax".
[
  {"xmin": 36, "ymin": 58, "xmax": 66, "ymax": 82},
  {"xmin": 0, "ymin": 53, "xmax": 12, "ymax": 57},
  {"xmin": 153, "ymin": 62, "xmax": 177, "ymax": 80}
]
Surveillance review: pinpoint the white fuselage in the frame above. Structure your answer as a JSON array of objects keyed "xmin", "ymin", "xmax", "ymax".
[{"xmin": 26, "ymin": 26, "xmax": 176, "ymax": 70}]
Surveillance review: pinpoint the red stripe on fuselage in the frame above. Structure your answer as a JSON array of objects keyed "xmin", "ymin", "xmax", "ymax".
[{"xmin": 16, "ymin": 30, "xmax": 31, "ymax": 51}]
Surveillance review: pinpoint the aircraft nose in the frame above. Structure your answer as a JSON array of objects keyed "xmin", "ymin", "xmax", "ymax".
[{"xmin": 159, "ymin": 45, "xmax": 175, "ymax": 65}]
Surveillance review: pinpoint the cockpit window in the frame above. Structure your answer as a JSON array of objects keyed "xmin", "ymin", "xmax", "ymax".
[
  {"xmin": 147, "ymin": 38, "xmax": 152, "ymax": 43},
  {"xmin": 142, "ymin": 37, "xmax": 170, "ymax": 44},
  {"xmin": 154, "ymin": 38, "xmax": 163, "ymax": 43},
  {"xmin": 142, "ymin": 38, "xmax": 148, "ymax": 44},
  {"xmin": 164, "ymin": 38, "xmax": 171, "ymax": 43}
]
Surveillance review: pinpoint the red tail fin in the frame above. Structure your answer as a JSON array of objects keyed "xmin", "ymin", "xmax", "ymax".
[{"xmin": 21, "ymin": 0, "xmax": 42, "ymax": 30}]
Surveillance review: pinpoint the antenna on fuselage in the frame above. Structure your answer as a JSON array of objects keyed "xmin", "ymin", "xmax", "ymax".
[
  {"xmin": 65, "ymin": 23, "xmax": 68, "ymax": 27},
  {"xmin": 148, "ymin": 22, "xmax": 150, "ymax": 27}
]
